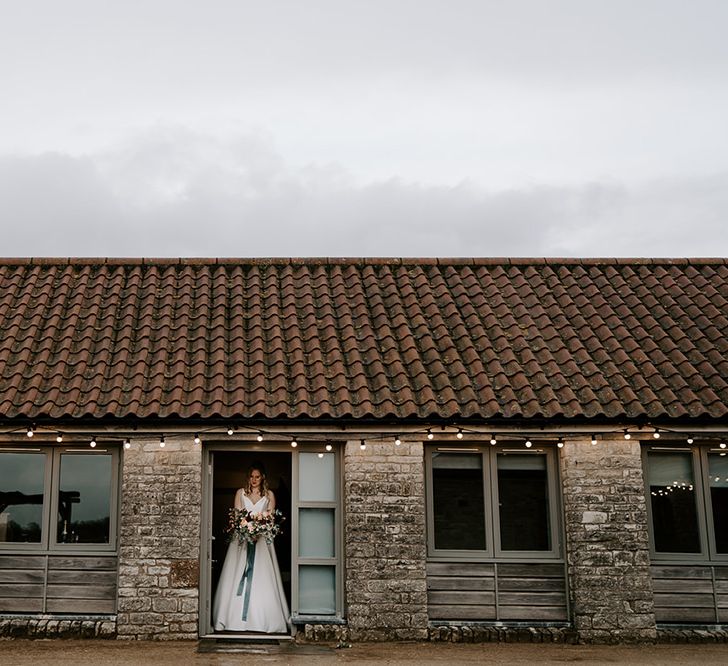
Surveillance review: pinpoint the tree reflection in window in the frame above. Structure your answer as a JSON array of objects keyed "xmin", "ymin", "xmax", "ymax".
[{"xmin": 0, "ymin": 452, "xmax": 45, "ymax": 543}]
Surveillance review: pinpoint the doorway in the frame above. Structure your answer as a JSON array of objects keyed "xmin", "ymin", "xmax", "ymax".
[{"xmin": 208, "ymin": 450, "xmax": 292, "ymax": 636}]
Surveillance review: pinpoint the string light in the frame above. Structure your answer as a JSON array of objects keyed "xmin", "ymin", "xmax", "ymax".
[
  {"xmin": 26, "ymin": 426, "xmax": 34, "ymax": 438},
  {"xmin": 557, "ymin": 438, "xmax": 564, "ymax": 448},
  {"xmin": 124, "ymin": 438, "xmax": 131, "ymax": 449},
  {"xmin": 90, "ymin": 436, "xmax": 97, "ymax": 448},
  {"xmin": 56, "ymin": 433, "xmax": 63, "ymax": 443},
  {"xmin": 395, "ymin": 435, "xmax": 402, "ymax": 446},
  {"xmin": 291, "ymin": 437, "xmax": 298, "ymax": 448},
  {"xmin": 653, "ymin": 428, "xmax": 661, "ymax": 439},
  {"xmin": 159, "ymin": 435, "xmax": 165, "ymax": 448},
  {"xmin": 427, "ymin": 429, "xmax": 434, "ymax": 440},
  {"xmin": 624, "ymin": 430, "xmax": 631, "ymax": 440},
  {"xmin": 193, "ymin": 433, "xmax": 201, "ymax": 445},
  {"xmin": 721, "ymin": 442, "xmax": 727, "ymax": 450},
  {"xmin": 256, "ymin": 431, "xmax": 264, "ymax": 442},
  {"xmin": 687, "ymin": 435, "xmax": 694, "ymax": 444},
  {"xmin": 525, "ymin": 439, "xmax": 532, "ymax": 448},
  {"xmin": 456, "ymin": 428, "xmax": 464, "ymax": 440},
  {"xmin": 318, "ymin": 452, "xmax": 324, "ymax": 458},
  {"xmin": 360, "ymin": 439, "xmax": 366, "ymax": 451},
  {"xmin": 325, "ymin": 442, "xmax": 333, "ymax": 452},
  {"xmin": 591, "ymin": 434, "xmax": 597, "ymax": 446},
  {"xmin": 490, "ymin": 435, "xmax": 497, "ymax": 445},
  {"xmin": 227, "ymin": 426, "xmax": 234, "ymax": 436}
]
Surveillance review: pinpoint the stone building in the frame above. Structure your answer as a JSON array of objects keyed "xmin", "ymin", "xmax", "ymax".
[{"xmin": 0, "ymin": 257, "xmax": 727, "ymax": 644}]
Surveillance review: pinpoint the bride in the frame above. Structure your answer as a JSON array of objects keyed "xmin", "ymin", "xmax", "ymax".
[{"xmin": 213, "ymin": 463, "xmax": 290, "ymax": 633}]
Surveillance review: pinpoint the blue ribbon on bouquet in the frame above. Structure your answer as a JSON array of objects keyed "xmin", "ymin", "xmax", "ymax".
[{"xmin": 236, "ymin": 541, "xmax": 256, "ymax": 621}]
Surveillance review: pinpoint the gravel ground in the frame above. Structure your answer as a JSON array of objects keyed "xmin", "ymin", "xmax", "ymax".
[{"xmin": 2, "ymin": 640, "xmax": 728, "ymax": 666}]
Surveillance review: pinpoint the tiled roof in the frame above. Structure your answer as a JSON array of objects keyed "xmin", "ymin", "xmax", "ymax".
[{"xmin": 0, "ymin": 258, "xmax": 727, "ymax": 423}]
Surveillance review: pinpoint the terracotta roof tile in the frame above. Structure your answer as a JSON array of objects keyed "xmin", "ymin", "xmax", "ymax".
[{"xmin": 0, "ymin": 259, "xmax": 727, "ymax": 422}]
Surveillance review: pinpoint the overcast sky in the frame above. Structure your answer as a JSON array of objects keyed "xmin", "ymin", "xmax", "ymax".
[{"xmin": 1, "ymin": 1, "xmax": 727, "ymax": 257}]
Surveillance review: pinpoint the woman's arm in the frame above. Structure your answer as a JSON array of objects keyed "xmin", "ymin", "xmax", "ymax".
[
  {"xmin": 267, "ymin": 490, "xmax": 276, "ymax": 512},
  {"xmin": 234, "ymin": 488, "xmax": 244, "ymax": 510}
]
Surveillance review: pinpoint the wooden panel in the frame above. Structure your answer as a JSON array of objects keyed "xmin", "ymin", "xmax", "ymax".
[
  {"xmin": 0, "ymin": 583, "xmax": 44, "ymax": 598},
  {"xmin": 47, "ymin": 570, "xmax": 116, "ymax": 586},
  {"xmin": 654, "ymin": 593, "xmax": 715, "ymax": 608},
  {"xmin": 499, "ymin": 606, "xmax": 568, "ymax": 621},
  {"xmin": 0, "ymin": 597, "xmax": 44, "ymax": 612},
  {"xmin": 426, "ymin": 562, "xmax": 495, "ymax": 577},
  {"xmin": 428, "ymin": 591, "xmax": 496, "ymax": 606},
  {"xmin": 48, "ymin": 556, "xmax": 117, "ymax": 570},
  {"xmin": 652, "ymin": 578, "xmax": 714, "ymax": 593},
  {"xmin": 427, "ymin": 576, "xmax": 494, "ymax": 591},
  {"xmin": 0, "ymin": 569, "xmax": 44, "ymax": 584},
  {"xmin": 499, "ymin": 592, "xmax": 567, "ymax": 607},
  {"xmin": 0, "ymin": 555, "xmax": 46, "ymax": 569},
  {"xmin": 719, "ymin": 609, "xmax": 728, "ymax": 623},
  {"xmin": 650, "ymin": 565, "xmax": 712, "ymax": 579},
  {"xmin": 715, "ymin": 580, "xmax": 728, "ymax": 594},
  {"xmin": 716, "ymin": 595, "xmax": 728, "ymax": 609},
  {"xmin": 497, "ymin": 563, "xmax": 564, "ymax": 577},
  {"xmin": 45, "ymin": 598, "xmax": 116, "ymax": 614},
  {"xmin": 655, "ymin": 607, "xmax": 716, "ymax": 623},
  {"xmin": 428, "ymin": 605, "xmax": 497, "ymax": 621},
  {"xmin": 46, "ymin": 584, "xmax": 116, "ymax": 600},
  {"xmin": 498, "ymin": 577, "xmax": 565, "ymax": 592},
  {"xmin": 714, "ymin": 568, "xmax": 728, "ymax": 580}
]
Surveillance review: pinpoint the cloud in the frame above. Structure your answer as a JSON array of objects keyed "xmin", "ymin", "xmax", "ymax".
[{"xmin": 0, "ymin": 127, "xmax": 726, "ymax": 257}]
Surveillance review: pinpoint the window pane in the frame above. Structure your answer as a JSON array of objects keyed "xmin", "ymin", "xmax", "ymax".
[
  {"xmin": 0, "ymin": 452, "xmax": 45, "ymax": 543},
  {"xmin": 57, "ymin": 454, "xmax": 112, "ymax": 544},
  {"xmin": 299, "ymin": 508, "xmax": 335, "ymax": 558},
  {"xmin": 708, "ymin": 453, "xmax": 728, "ymax": 554},
  {"xmin": 647, "ymin": 452, "xmax": 700, "ymax": 553},
  {"xmin": 432, "ymin": 453, "xmax": 486, "ymax": 550},
  {"xmin": 299, "ymin": 452, "xmax": 335, "ymax": 502},
  {"xmin": 498, "ymin": 454, "xmax": 551, "ymax": 551},
  {"xmin": 299, "ymin": 565, "xmax": 336, "ymax": 614}
]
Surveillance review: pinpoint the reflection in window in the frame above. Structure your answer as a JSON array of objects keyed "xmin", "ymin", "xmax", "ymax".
[
  {"xmin": 498, "ymin": 454, "xmax": 551, "ymax": 551},
  {"xmin": 0, "ymin": 452, "xmax": 45, "ymax": 543},
  {"xmin": 647, "ymin": 452, "xmax": 700, "ymax": 553},
  {"xmin": 432, "ymin": 453, "xmax": 486, "ymax": 550},
  {"xmin": 708, "ymin": 454, "xmax": 728, "ymax": 554},
  {"xmin": 299, "ymin": 565, "xmax": 336, "ymax": 615},
  {"xmin": 56, "ymin": 454, "xmax": 112, "ymax": 544}
]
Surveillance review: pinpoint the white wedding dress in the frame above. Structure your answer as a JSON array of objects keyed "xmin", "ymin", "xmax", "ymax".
[{"xmin": 213, "ymin": 493, "xmax": 290, "ymax": 633}]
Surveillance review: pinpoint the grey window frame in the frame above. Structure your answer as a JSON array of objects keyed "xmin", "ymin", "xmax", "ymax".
[
  {"xmin": 0, "ymin": 443, "xmax": 121, "ymax": 555},
  {"xmin": 425, "ymin": 443, "xmax": 562, "ymax": 561},
  {"xmin": 643, "ymin": 443, "xmax": 728, "ymax": 563}
]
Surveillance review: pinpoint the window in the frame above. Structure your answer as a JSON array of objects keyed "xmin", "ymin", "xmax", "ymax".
[
  {"xmin": 426, "ymin": 444, "xmax": 561, "ymax": 558},
  {"xmin": 644, "ymin": 444, "xmax": 728, "ymax": 560},
  {"xmin": 0, "ymin": 445, "xmax": 120, "ymax": 552}
]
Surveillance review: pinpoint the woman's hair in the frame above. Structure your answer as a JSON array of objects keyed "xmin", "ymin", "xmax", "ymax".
[{"xmin": 245, "ymin": 461, "xmax": 269, "ymax": 497}]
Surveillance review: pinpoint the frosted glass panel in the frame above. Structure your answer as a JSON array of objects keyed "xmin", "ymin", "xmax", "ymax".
[
  {"xmin": 299, "ymin": 508, "xmax": 335, "ymax": 558},
  {"xmin": 299, "ymin": 565, "xmax": 336, "ymax": 615},
  {"xmin": 299, "ymin": 452, "xmax": 335, "ymax": 502}
]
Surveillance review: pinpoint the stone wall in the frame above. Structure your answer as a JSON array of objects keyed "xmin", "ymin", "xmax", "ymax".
[
  {"xmin": 116, "ymin": 437, "xmax": 202, "ymax": 640},
  {"xmin": 344, "ymin": 439, "xmax": 428, "ymax": 640},
  {"xmin": 560, "ymin": 436, "xmax": 656, "ymax": 643}
]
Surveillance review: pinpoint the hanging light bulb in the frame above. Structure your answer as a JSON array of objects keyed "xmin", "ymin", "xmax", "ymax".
[
  {"xmin": 557, "ymin": 438, "xmax": 564, "ymax": 448},
  {"xmin": 720, "ymin": 442, "xmax": 727, "ymax": 450},
  {"xmin": 624, "ymin": 430, "xmax": 631, "ymax": 440},
  {"xmin": 525, "ymin": 439, "xmax": 533, "ymax": 448},
  {"xmin": 159, "ymin": 435, "xmax": 165, "ymax": 448},
  {"xmin": 90, "ymin": 436, "xmax": 97, "ymax": 448},
  {"xmin": 256, "ymin": 431, "xmax": 264, "ymax": 442},
  {"xmin": 360, "ymin": 439, "xmax": 366, "ymax": 451},
  {"xmin": 427, "ymin": 429, "xmax": 434, "ymax": 440},
  {"xmin": 394, "ymin": 435, "xmax": 402, "ymax": 446},
  {"xmin": 490, "ymin": 434, "xmax": 497, "ymax": 445},
  {"xmin": 290, "ymin": 437, "xmax": 298, "ymax": 448},
  {"xmin": 193, "ymin": 433, "xmax": 201, "ymax": 445},
  {"xmin": 653, "ymin": 428, "xmax": 660, "ymax": 439},
  {"xmin": 227, "ymin": 426, "xmax": 234, "ymax": 436},
  {"xmin": 456, "ymin": 428, "xmax": 464, "ymax": 440},
  {"xmin": 325, "ymin": 442, "xmax": 333, "ymax": 452},
  {"xmin": 26, "ymin": 425, "xmax": 34, "ymax": 438},
  {"xmin": 687, "ymin": 435, "xmax": 694, "ymax": 444},
  {"xmin": 56, "ymin": 433, "xmax": 63, "ymax": 443},
  {"xmin": 124, "ymin": 438, "xmax": 131, "ymax": 450}
]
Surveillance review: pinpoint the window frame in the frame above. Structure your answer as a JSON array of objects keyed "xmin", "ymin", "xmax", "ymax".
[
  {"xmin": 643, "ymin": 442, "xmax": 728, "ymax": 563},
  {"xmin": 425, "ymin": 443, "xmax": 562, "ymax": 561},
  {"xmin": 0, "ymin": 443, "xmax": 121, "ymax": 555}
]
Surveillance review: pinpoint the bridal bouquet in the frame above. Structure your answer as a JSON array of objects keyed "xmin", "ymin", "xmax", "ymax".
[{"xmin": 226, "ymin": 507, "xmax": 285, "ymax": 545}]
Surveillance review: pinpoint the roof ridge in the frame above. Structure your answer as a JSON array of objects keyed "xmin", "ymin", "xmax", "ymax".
[{"xmin": 0, "ymin": 257, "xmax": 725, "ymax": 267}]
